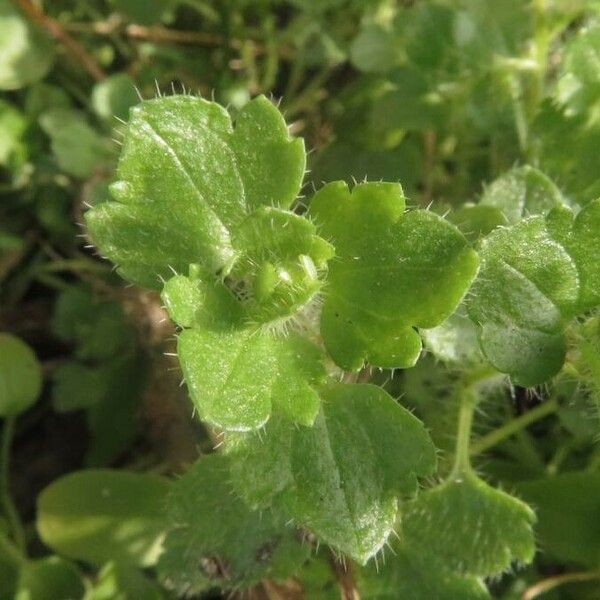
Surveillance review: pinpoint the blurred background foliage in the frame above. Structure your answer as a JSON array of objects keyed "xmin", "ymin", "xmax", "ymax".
[{"xmin": 4, "ymin": 0, "xmax": 600, "ymax": 598}]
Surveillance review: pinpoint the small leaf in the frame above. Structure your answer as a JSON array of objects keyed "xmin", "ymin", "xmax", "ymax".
[
  {"xmin": 227, "ymin": 383, "xmax": 436, "ymax": 563},
  {"xmin": 16, "ymin": 557, "xmax": 84, "ymax": 600},
  {"xmin": 403, "ymin": 471, "xmax": 535, "ymax": 577},
  {"xmin": 158, "ymin": 454, "xmax": 308, "ymax": 594},
  {"xmin": 0, "ymin": 333, "xmax": 42, "ymax": 417},
  {"xmin": 0, "ymin": 1, "xmax": 55, "ymax": 90},
  {"xmin": 37, "ymin": 470, "xmax": 169, "ymax": 568},
  {"xmin": 479, "ymin": 165, "xmax": 566, "ymax": 224},
  {"xmin": 86, "ymin": 95, "xmax": 305, "ymax": 288},
  {"xmin": 309, "ymin": 181, "xmax": 479, "ymax": 370}
]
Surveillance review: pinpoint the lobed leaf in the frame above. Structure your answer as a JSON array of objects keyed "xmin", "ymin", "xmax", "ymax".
[
  {"xmin": 402, "ymin": 471, "xmax": 536, "ymax": 577},
  {"xmin": 308, "ymin": 181, "xmax": 479, "ymax": 370},
  {"xmin": 86, "ymin": 95, "xmax": 305, "ymax": 289},
  {"xmin": 227, "ymin": 383, "xmax": 436, "ymax": 563}
]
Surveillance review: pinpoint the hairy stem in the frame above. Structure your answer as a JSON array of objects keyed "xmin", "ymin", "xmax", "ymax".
[
  {"xmin": 0, "ymin": 418, "xmax": 26, "ymax": 553},
  {"xmin": 470, "ymin": 398, "xmax": 559, "ymax": 457},
  {"xmin": 452, "ymin": 387, "xmax": 477, "ymax": 475}
]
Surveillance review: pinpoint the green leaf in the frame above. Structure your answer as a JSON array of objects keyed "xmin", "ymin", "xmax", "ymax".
[
  {"xmin": 158, "ymin": 454, "xmax": 308, "ymax": 594},
  {"xmin": 448, "ymin": 204, "xmax": 506, "ymax": 243},
  {"xmin": 0, "ymin": 333, "xmax": 42, "ymax": 416},
  {"xmin": 86, "ymin": 94, "xmax": 305, "ymax": 288},
  {"xmin": 467, "ymin": 216, "xmax": 579, "ymax": 385},
  {"xmin": 0, "ymin": 0, "xmax": 55, "ymax": 90},
  {"xmin": 517, "ymin": 472, "xmax": 600, "ymax": 568},
  {"xmin": 479, "ymin": 166, "xmax": 566, "ymax": 225},
  {"xmin": 468, "ymin": 200, "xmax": 600, "ymax": 385},
  {"xmin": 15, "ymin": 557, "xmax": 84, "ymax": 600},
  {"xmin": 547, "ymin": 199, "xmax": 600, "ymax": 312},
  {"xmin": 91, "ymin": 74, "xmax": 139, "ymax": 122},
  {"xmin": 350, "ymin": 25, "xmax": 399, "ymax": 73},
  {"xmin": 0, "ymin": 99, "xmax": 26, "ymax": 166},
  {"xmin": 356, "ymin": 542, "xmax": 490, "ymax": 600},
  {"xmin": 39, "ymin": 108, "xmax": 112, "ymax": 179},
  {"xmin": 84, "ymin": 562, "xmax": 163, "ymax": 600},
  {"xmin": 227, "ymin": 383, "xmax": 436, "ymax": 563},
  {"xmin": 308, "ymin": 181, "xmax": 479, "ymax": 371},
  {"xmin": 403, "ymin": 471, "xmax": 536, "ymax": 576},
  {"xmin": 37, "ymin": 470, "xmax": 169, "ymax": 568},
  {"xmin": 176, "ymin": 323, "xmax": 324, "ymax": 431}
]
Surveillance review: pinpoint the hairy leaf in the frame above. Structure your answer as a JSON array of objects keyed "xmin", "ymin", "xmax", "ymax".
[
  {"xmin": 86, "ymin": 95, "xmax": 305, "ymax": 288},
  {"xmin": 227, "ymin": 383, "xmax": 436, "ymax": 563},
  {"xmin": 309, "ymin": 181, "xmax": 479, "ymax": 370},
  {"xmin": 403, "ymin": 472, "xmax": 535, "ymax": 576},
  {"xmin": 162, "ymin": 272, "xmax": 326, "ymax": 430},
  {"xmin": 158, "ymin": 455, "xmax": 308, "ymax": 594}
]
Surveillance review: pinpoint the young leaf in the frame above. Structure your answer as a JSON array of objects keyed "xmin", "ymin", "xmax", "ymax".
[
  {"xmin": 308, "ymin": 181, "xmax": 479, "ymax": 370},
  {"xmin": 162, "ymin": 272, "xmax": 326, "ymax": 430},
  {"xmin": 0, "ymin": 333, "xmax": 42, "ymax": 417},
  {"xmin": 402, "ymin": 471, "xmax": 535, "ymax": 577},
  {"xmin": 85, "ymin": 95, "xmax": 305, "ymax": 288},
  {"xmin": 37, "ymin": 470, "xmax": 169, "ymax": 568},
  {"xmin": 227, "ymin": 383, "xmax": 437, "ymax": 563},
  {"xmin": 158, "ymin": 454, "xmax": 308, "ymax": 595}
]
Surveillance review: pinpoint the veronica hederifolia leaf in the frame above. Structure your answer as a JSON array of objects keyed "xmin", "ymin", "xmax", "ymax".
[
  {"xmin": 158, "ymin": 455, "xmax": 308, "ymax": 595},
  {"xmin": 403, "ymin": 471, "xmax": 536, "ymax": 577},
  {"xmin": 86, "ymin": 95, "xmax": 305, "ymax": 288},
  {"xmin": 467, "ymin": 216, "xmax": 579, "ymax": 386},
  {"xmin": 161, "ymin": 272, "xmax": 325, "ymax": 430},
  {"xmin": 227, "ymin": 383, "xmax": 437, "ymax": 563},
  {"xmin": 308, "ymin": 181, "xmax": 479, "ymax": 370}
]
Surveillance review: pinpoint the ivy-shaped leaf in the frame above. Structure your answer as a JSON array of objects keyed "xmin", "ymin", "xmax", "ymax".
[
  {"xmin": 468, "ymin": 200, "xmax": 600, "ymax": 386},
  {"xmin": 158, "ymin": 454, "xmax": 308, "ymax": 595},
  {"xmin": 402, "ymin": 471, "xmax": 536, "ymax": 577},
  {"xmin": 162, "ymin": 271, "xmax": 326, "ymax": 430},
  {"xmin": 226, "ymin": 383, "xmax": 436, "ymax": 563},
  {"xmin": 86, "ymin": 94, "xmax": 305, "ymax": 289},
  {"xmin": 308, "ymin": 181, "xmax": 479, "ymax": 371}
]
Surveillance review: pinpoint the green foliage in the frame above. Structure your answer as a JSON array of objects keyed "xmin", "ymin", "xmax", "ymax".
[
  {"xmin": 7, "ymin": 0, "xmax": 600, "ymax": 598},
  {"xmin": 0, "ymin": 333, "xmax": 42, "ymax": 416},
  {"xmin": 37, "ymin": 470, "xmax": 169, "ymax": 567}
]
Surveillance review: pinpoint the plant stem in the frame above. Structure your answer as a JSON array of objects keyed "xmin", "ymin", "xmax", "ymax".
[
  {"xmin": 523, "ymin": 571, "xmax": 600, "ymax": 599},
  {"xmin": 0, "ymin": 418, "xmax": 26, "ymax": 553},
  {"xmin": 470, "ymin": 398, "xmax": 559, "ymax": 457},
  {"xmin": 452, "ymin": 387, "xmax": 477, "ymax": 475}
]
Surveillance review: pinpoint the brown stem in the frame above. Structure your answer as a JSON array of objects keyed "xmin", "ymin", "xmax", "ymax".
[
  {"xmin": 330, "ymin": 556, "xmax": 360, "ymax": 600},
  {"xmin": 13, "ymin": 0, "xmax": 106, "ymax": 81},
  {"xmin": 523, "ymin": 571, "xmax": 600, "ymax": 599},
  {"xmin": 63, "ymin": 19, "xmax": 294, "ymax": 60}
]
